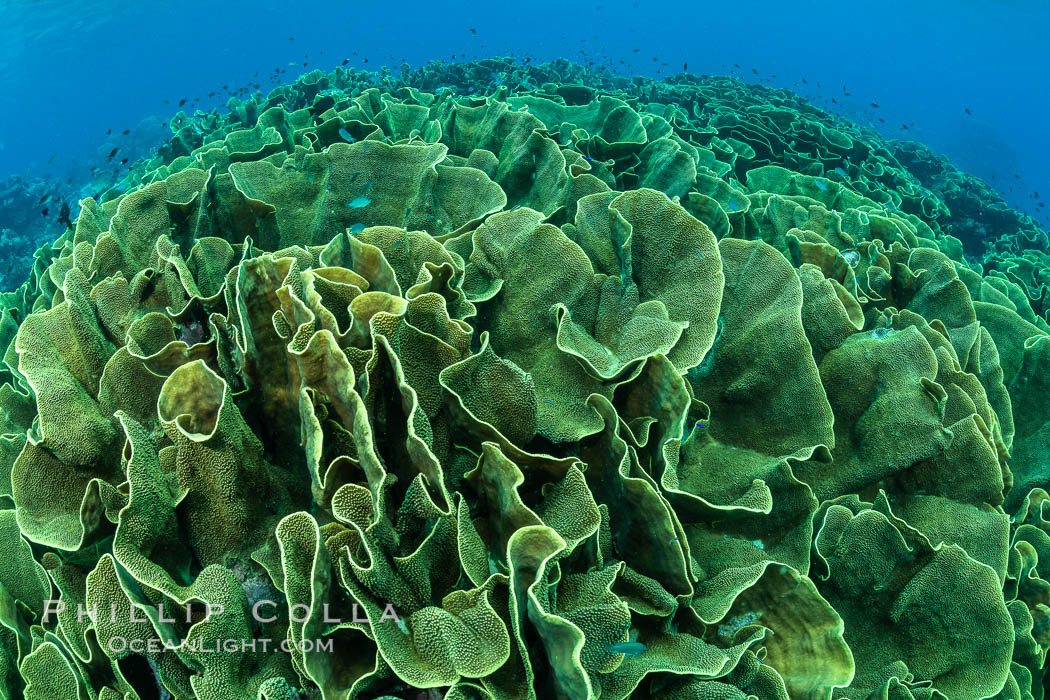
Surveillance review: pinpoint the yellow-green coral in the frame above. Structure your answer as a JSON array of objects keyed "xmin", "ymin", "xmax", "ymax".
[{"xmin": 0, "ymin": 58, "xmax": 1046, "ymax": 700}]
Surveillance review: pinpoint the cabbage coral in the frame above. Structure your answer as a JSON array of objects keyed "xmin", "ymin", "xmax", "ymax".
[{"xmin": 0, "ymin": 59, "xmax": 1047, "ymax": 700}]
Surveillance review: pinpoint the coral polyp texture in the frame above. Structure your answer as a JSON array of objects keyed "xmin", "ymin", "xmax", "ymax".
[{"xmin": 1, "ymin": 58, "xmax": 1049, "ymax": 700}]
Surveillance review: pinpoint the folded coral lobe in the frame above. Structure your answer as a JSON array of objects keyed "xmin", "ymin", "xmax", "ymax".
[{"xmin": 0, "ymin": 58, "xmax": 1042, "ymax": 700}]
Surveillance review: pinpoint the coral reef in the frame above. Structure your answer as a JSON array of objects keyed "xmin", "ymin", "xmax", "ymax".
[
  {"xmin": 0, "ymin": 175, "xmax": 74, "ymax": 292},
  {"xmin": 1, "ymin": 58, "xmax": 1048, "ymax": 699}
]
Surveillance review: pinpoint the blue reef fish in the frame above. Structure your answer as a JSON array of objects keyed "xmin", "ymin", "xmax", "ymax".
[
  {"xmin": 727, "ymin": 200, "xmax": 739, "ymax": 212},
  {"xmin": 814, "ymin": 179, "xmax": 828, "ymax": 192},
  {"xmin": 349, "ymin": 223, "xmax": 365, "ymax": 234},
  {"xmin": 338, "ymin": 127, "xmax": 355, "ymax": 143},
  {"xmin": 347, "ymin": 195, "xmax": 371, "ymax": 208},
  {"xmin": 833, "ymin": 167, "xmax": 848, "ymax": 177},
  {"xmin": 606, "ymin": 641, "xmax": 647, "ymax": 656}
]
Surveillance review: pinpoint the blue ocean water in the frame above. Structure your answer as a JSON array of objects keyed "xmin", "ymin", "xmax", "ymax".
[{"xmin": 0, "ymin": 0, "xmax": 1047, "ymax": 287}]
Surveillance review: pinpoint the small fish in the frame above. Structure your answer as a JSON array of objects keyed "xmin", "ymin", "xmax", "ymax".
[
  {"xmin": 814, "ymin": 179, "xmax": 828, "ymax": 192},
  {"xmin": 178, "ymin": 98, "xmax": 187, "ymax": 106},
  {"xmin": 349, "ymin": 223, "xmax": 365, "ymax": 234},
  {"xmin": 338, "ymin": 127, "xmax": 355, "ymax": 142},
  {"xmin": 751, "ymin": 68, "xmax": 758, "ymax": 74},
  {"xmin": 683, "ymin": 61, "xmax": 688, "ymax": 71},
  {"xmin": 41, "ymin": 207, "xmax": 49, "ymax": 217},
  {"xmin": 57, "ymin": 202, "xmax": 72, "ymax": 228},
  {"xmin": 542, "ymin": 400, "xmax": 555, "ymax": 406},
  {"xmin": 607, "ymin": 641, "xmax": 647, "ymax": 656},
  {"xmin": 965, "ymin": 107, "xmax": 972, "ymax": 115},
  {"xmin": 346, "ymin": 195, "xmax": 371, "ymax": 208},
  {"xmin": 870, "ymin": 102, "xmax": 880, "ymax": 109},
  {"xmin": 107, "ymin": 148, "xmax": 119, "ymax": 160},
  {"xmin": 469, "ymin": 27, "xmax": 477, "ymax": 35},
  {"xmin": 122, "ymin": 129, "xmax": 130, "ymax": 135},
  {"xmin": 669, "ymin": 536, "xmax": 680, "ymax": 544},
  {"xmin": 120, "ymin": 158, "xmax": 128, "ymax": 165},
  {"xmin": 727, "ymin": 200, "xmax": 739, "ymax": 212}
]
